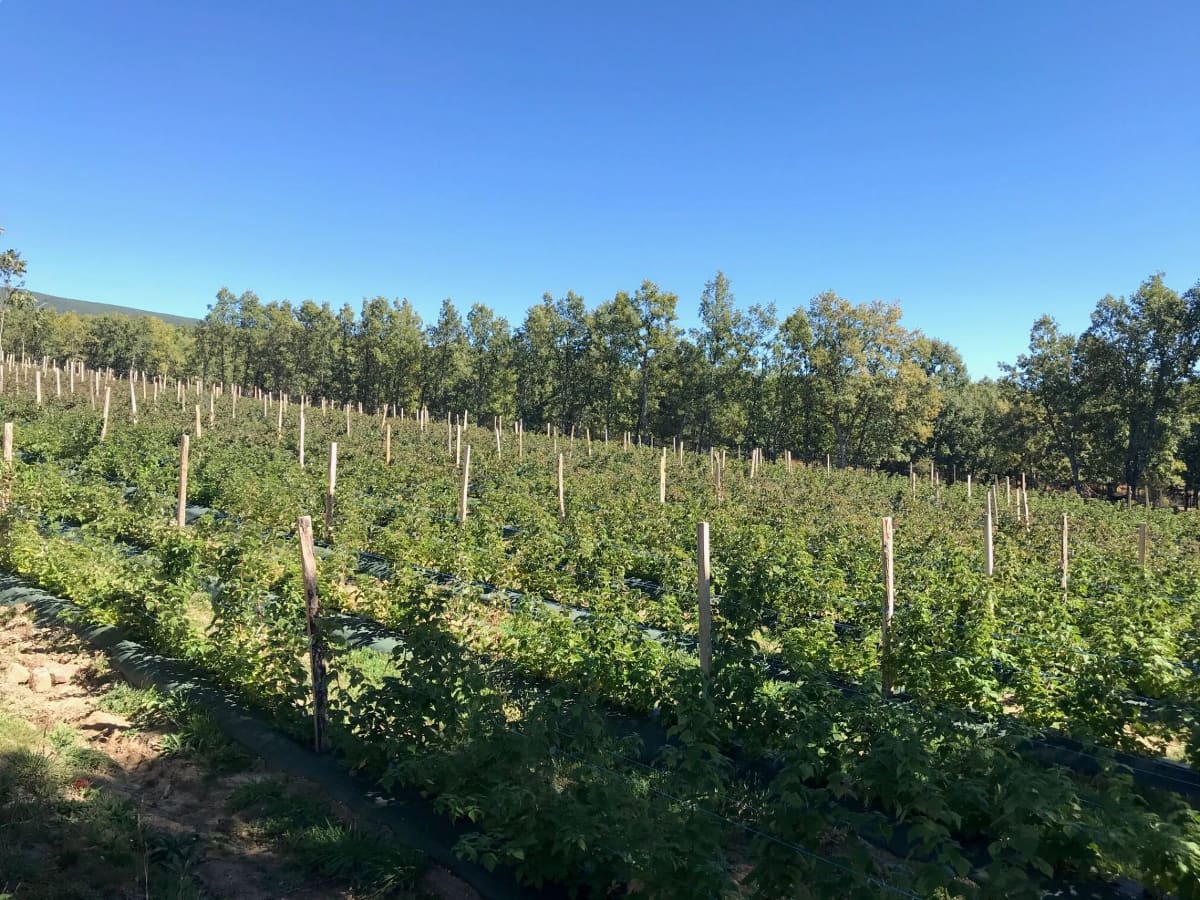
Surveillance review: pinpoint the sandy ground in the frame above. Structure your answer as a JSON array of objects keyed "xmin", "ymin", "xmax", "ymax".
[{"xmin": 0, "ymin": 606, "xmax": 479, "ymax": 900}]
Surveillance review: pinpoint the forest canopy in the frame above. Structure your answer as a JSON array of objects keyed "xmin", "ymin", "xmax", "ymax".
[{"xmin": 4, "ymin": 234, "xmax": 1198, "ymax": 496}]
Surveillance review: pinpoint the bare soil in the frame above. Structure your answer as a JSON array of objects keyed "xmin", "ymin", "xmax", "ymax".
[{"xmin": 0, "ymin": 606, "xmax": 479, "ymax": 900}]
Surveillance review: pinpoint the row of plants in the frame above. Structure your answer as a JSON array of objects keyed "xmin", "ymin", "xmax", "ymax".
[
  {"xmin": 5, "ymin": 390, "xmax": 1198, "ymax": 762},
  {"xmin": 1, "ymin": 397, "xmax": 1199, "ymax": 896}
]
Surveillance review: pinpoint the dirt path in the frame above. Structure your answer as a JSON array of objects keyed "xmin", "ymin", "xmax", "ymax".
[{"xmin": 0, "ymin": 606, "xmax": 479, "ymax": 900}]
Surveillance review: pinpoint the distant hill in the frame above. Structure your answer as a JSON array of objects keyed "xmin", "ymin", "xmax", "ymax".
[{"xmin": 3, "ymin": 289, "xmax": 200, "ymax": 327}]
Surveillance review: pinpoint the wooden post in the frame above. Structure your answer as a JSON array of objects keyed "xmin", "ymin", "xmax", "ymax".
[
  {"xmin": 176, "ymin": 434, "xmax": 190, "ymax": 528},
  {"xmin": 194, "ymin": 405, "xmax": 203, "ymax": 439},
  {"xmin": 984, "ymin": 491, "xmax": 995, "ymax": 576},
  {"xmin": 325, "ymin": 442, "xmax": 337, "ymax": 540},
  {"xmin": 1060, "ymin": 514, "xmax": 1069, "ymax": 590},
  {"xmin": 1138, "ymin": 524, "xmax": 1148, "ymax": 569},
  {"xmin": 34, "ymin": 369, "xmax": 41, "ymax": 406},
  {"xmin": 100, "ymin": 387, "xmax": 111, "ymax": 441},
  {"xmin": 659, "ymin": 448, "xmax": 667, "ymax": 504},
  {"xmin": 1021, "ymin": 487, "xmax": 1030, "ymax": 529},
  {"xmin": 967, "ymin": 474, "xmax": 972, "ymax": 499},
  {"xmin": 495, "ymin": 424, "xmax": 501, "ymax": 459},
  {"xmin": 299, "ymin": 408, "xmax": 306, "ymax": 469},
  {"xmin": 296, "ymin": 515, "xmax": 329, "ymax": 753},
  {"xmin": 881, "ymin": 516, "xmax": 895, "ymax": 696},
  {"xmin": 208, "ymin": 390, "xmax": 215, "ymax": 428},
  {"xmin": 129, "ymin": 376, "xmax": 138, "ymax": 422},
  {"xmin": 344, "ymin": 404, "xmax": 351, "ymax": 435},
  {"xmin": 385, "ymin": 423, "xmax": 392, "ymax": 465},
  {"xmin": 1005, "ymin": 476, "xmax": 1011, "ymax": 508},
  {"xmin": 697, "ymin": 521, "xmax": 713, "ymax": 675},
  {"xmin": 557, "ymin": 453, "xmax": 565, "ymax": 519},
  {"xmin": 3, "ymin": 422, "xmax": 12, "ymax": 463},
  {"xmin": 455, "ymin": 423, "xmax": 462, "ymax": 467},
  {"xmin": 459, "ymin": 445, "xmax": 471, "ymax": 524},
  {"xmin": 277, "ymin": 396, "xmax": 284, "ymax": 440},
  {"xmin": 55, "ymin": 366, "xmax": 61, "ymax": 399}
]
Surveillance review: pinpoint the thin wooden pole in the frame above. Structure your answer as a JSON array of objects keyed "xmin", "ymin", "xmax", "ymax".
[
  {"xmin": 659, "ymin": 448, "xmax": 667, "ymax": 504},
  {"xmin": 3, "ymin": 422, "xmax": 12, "ymax": 463},
  {"xmin": 385, "ymin": 423, "xmax": 392, "ymax": 465},
  {"xmin": 459, "ymin": 445, "xmax": 471, "ymax": 524},
  {"xmin": 967, "ymin": 474, "xmax": 972, "ymax": 499},
  {"xmin": 194, "ymin": 405, "xmax": 203, "ymax": 440},
  {"xmin": 881, "ymin": 516, "xmax": 895, "ymax": 696},
  {"xmin": 557, "ymin": 453, "xmax": 565, "ymax": 519},
  {"xmin": 100, "ymin": 386, "xmax": 111, "ymax": 441},
  {"xmin": 34, "ymin": 370, "xmax": 41, "ymax": 406},
  {"xmin": 129, "ymin": 376, "xmax": 137, "ymax": 422},
  {"xmin": 296, "ymin": 515, "xmax": 329, "ymax": 753},
  {"xmin": 1138, "ymin": 523, "xmax": 1148, "ymax": 569},
  {"xmin": 176, "ymin": 434, "xmax": 190, "ymax": 528},
  {"xmin": 1060, "ymin": 513, "xmax": 1069, "ymax": 591},
  {"xmin": 299, "ymin": 408, "xmax": 306, "ymax": 469},
  {"xmin": 697, "ymin": 521, "xmax": 713, "ymax": 675},
  {"xmin": 325, "ymin": 442, "xmax": 338, "ymax": 540},
  {"xmin": 984, "ymin": 491, "xmax": 995, "ymax": 576}
]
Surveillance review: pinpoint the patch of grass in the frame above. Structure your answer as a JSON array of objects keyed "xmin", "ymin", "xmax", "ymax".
[
  {"xmin": 228, "ymin": 777, "xmax": 421, "ymax": 896},
  {"xmin": 99, "ymin": 682, "xmax": 251, "ymax": 774},
  {"xmin": 0, "ymin": 708, "xmax": 206, "ymax": 900}
]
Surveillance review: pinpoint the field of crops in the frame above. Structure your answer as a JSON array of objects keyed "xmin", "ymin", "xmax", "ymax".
[{"xmin": 2, "ymin": 369, "xmax": 1199, "ymax": 899}]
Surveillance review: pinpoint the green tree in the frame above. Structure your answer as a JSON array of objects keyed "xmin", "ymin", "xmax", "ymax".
[
  {"xmin": 1078, "ymin": 274, "xmax": 1200, "ymax": 494},
  {"xmin": 1003, "ymin": 317, "xmax": 1093, "ymax": 492},
  {"xmin": 0, "ymin": 228, "xmax": 35, "ymax": 360}
]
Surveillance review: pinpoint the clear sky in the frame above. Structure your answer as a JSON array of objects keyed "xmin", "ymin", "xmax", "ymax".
[{"xmin": 3, "ymin": 1, "xmax": 1197, "ymax": 378}]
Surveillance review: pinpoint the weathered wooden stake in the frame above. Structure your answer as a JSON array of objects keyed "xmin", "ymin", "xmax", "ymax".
[
  {"xmin": 176, "ymin": 434, "xmax": 190, "ymax": 528},
  {"xmin": 459, "ymin": 445, "xmax": 471, "ymax": 524},
  {"xmin": 1138, "ymin": 523, "xmax": 1148, "ymax": 569},
  {"xmin": 1060, "ymin": 513, "xmax": 1069, "ymax": 590},
  {"xmin": 697, "ymin": 521, "xmax": 713, "ymax": 676},
  {"xmin": 984, "ymin": 491, "xmax": 995, "ymax": 576},
  {"xmin": 100, "ymin": 387, "xmax": 111, "ymax": 441},
  {"xmin": 325, "ymin": 442, "xmax": 338, "ymax": 539},
  {"xmin": 967, "ymin": 474, "xmax": 972, "ymax": 499},
  {"xmin": 299, "ymin": 408, "xmax": 306, "ymax": 469},
  {"xmin": 296, "ymin": 515, "xmax": 329, "ymax": 753},
  {"xmin": 881, "ymin": 516, "xmax": 895, "ymax": 696},
  {"xmin": 3, "ymin": 422, "xmax": 13, "ymax": 463},
  {"xmin": 385, "ymin": 423, "xmax": 392, "ymax": 465},
  {"xmin": 34, "ymin": 369, "xmax": 41, "ymax": 405},
  {"xmin": 557, "ymin": 453, "xmax": 565, "ymax": 519},
  {"xmin": 659, "ymin": 448, "xmax": 667, "ymax": 504}
]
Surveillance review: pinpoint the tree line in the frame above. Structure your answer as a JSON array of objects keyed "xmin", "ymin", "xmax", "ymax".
[{"xmin": 3, "ymin": 230, "xmax": 1199, "ymax": 496}]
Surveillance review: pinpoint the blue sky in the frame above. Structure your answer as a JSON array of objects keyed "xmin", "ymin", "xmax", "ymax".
[{"xmin": 3, "ymin": 1, "xmax": 1197, "ymax": 378}]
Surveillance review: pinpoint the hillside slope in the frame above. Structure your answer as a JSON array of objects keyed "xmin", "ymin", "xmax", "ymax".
[{"xmin": 1, "ymin": 288, "xmax": 200, "ymax": 327}]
